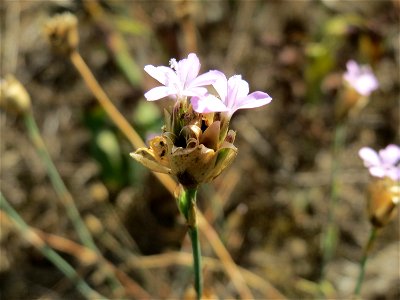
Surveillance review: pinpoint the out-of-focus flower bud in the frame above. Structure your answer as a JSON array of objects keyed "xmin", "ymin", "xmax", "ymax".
[
  {"xmin": 44, "ymin": 12, "xmax": 79, "ymax": 55},
  {"xmin": 335, "ymin": 60, "xmax": 378, "ymax": 122},
  {"xmin": 367, "ymin": 178, "xmax": 399, "ymax": 228},
  {"xmin": 0, "ymin": 75, "xmax": 31, "ymax": 115}
]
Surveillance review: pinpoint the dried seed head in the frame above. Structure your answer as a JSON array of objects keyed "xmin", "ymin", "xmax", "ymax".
[
  {"xmin": 0, "ymin": 75, "xmax": 31, "ymax": 115},
  {"xmin": 44, "ymin": 12, "xmax": 79, "ymax": 55}
]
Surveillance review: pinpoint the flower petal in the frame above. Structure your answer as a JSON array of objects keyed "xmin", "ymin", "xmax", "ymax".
[
  {"xmin": 359, "ymin": 147, "xmax": 380, "ymax": 167},
  {"xmin": 188, "ymin": 70, "xmax": 225, "ymax": 89},
  {"xmin": 379, "ymin": 144, "xmax": 400, "ymax": 165},
  {"xmin": 235, "ymin": 91, "xmax": 272, "ymax": 110},
  {"xmin": 191, "ymin": 94, "xmax": 229, "ymax": 113},
  {"xmin": 144, "ymin": 65, "xmax": 176, "ymax": 85},
  {"xmin": 212, "ymin": 74, "xmax": 228, "ymax": 104},
  {"xmin": 368, "ymin": 166, "xmax": 386, "ymax": 178},
  {"xmin": 227, "ymin": 75, "xmax": 249, "ymax": 108},
  {"xmin": 343, "ymin": 60, "xmax": 378, "ymax": 96},
  {"xmin": 182, "ymin": 87, "xmax": 208, "ymax": 97},
  {"xmin": 386, "ymin": 167, "xmax": 400, "ymax": 181},
  {"xmin": 178, "ymin": 53, "xmax": 201, "ymax": 87},
  {"xmin": 144, "ymin": 86, "xmax": 175, "ymax": 101}
]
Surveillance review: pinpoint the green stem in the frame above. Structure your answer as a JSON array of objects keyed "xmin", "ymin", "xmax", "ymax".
[
  {"xmin": 0, "ymin": 192, "xmax": 105, "ymax": 300},
  {"xmin": 23, "ymin": 112, "xmax": 97, "ymax": 251},
  {"xmin": 189, "ymin": 224, "xmax": 202, "ymax": 300},
  {"xmin": 23, "ymin": 112, "xmax": 123, "ymax": 293},
  {"xmin": 354, "ymin": 227, "xmax": 378, "ymax": 297},
  {"xmin": 178, "ymin": 187, "xmax": 202, "ymax": 300},
  {"xmin": 321, "ymin": 123, "xmax": 346, "ymax": 279}
]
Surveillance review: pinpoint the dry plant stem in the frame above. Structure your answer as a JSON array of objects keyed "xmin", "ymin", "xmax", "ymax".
[
  {"xmin": 69, "ymin": 48, "xmax": 255, "ymax": 298},
  {"xmin": 23, "ymin": 111, "xmax": 123, "ymax": 294},
  {"xmin": 0, "ymin": 194, "xmax": 105, "ymax": 300},
  {"xmin": 84, "ymin": 0, "xmax": 142, "ymax": 87},
  {"xmin": 69, "ymin": 50, "xmax": 177, "ymax": 194},
  {"xmin": 69, "ymin": 50, "xmax": 144, "ymax": 149},
  {"xmin": 197, "ymin": 213, "xmax": 254, "ymax": 299},
  {"xmin": 354, "ymin": 227, "xmax": 378, "ymax": 297},
  {"xmin": 36, "ymin": 230, "xmax": 152, "ymax": 300},
  {"xmin": 24, "ymin": 224, "xmax": 284, "ymax": 300},
  {"xmin": 138, "ymin": 252, "xmax": 286, "ymax": 299}
]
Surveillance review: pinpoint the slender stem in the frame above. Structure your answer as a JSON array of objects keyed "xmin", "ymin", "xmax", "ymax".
[
  {"xmin": 23, "ymin": 112, "xmax": 98, "ymax": 251},
  {"xmin": 321, "ymin": 123, "xmax": 346, "ymax": 279},
  {"xmin": 23, "ymin": 111, "xmax": 123, "ymax": 293},
  {"xmin": 189, "ymin": 224, "xmax": 202, "ymax": 300},
  {"xmin": 354, "ymin": 227, "xmax": 378, "ymax": 297},
  {"xmin": 179, "ymin": 187, "xmax": 202, "ymax": 300},
  {"xmin": 0, "ymin": 193, "xmax": 105, "ymax": 300},
  {"xmin": 67, "ymin": 46, "xmax": 253, "ymax": 299},
  {"xmin": 69, "ymin": 49, "xmax": 178, "ymax": 196}
]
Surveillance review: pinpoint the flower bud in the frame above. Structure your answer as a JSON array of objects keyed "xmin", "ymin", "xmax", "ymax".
[
  {"xmin": 0, "ymin": 75, "xmax": 31, "ymax": 115},
  {"xmin": 367, "ymin": 178, "xmax": 399, "ymax": 228},
  {"xmin": 44, "ymin": 12, "xmax": 79, "ymax": 55}
]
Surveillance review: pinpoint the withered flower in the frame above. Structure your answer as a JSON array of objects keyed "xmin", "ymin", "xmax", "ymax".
[
  {"xmin": 44, "ymin": 12, "xmax": 79, "ymax": 55},
  {"xmin": 131, "ymin": 104, "xmax": 237, "ymax": 189},
  {"xmin": 0, "ymin": 75, "xmax": 31, "ymax": 115}
]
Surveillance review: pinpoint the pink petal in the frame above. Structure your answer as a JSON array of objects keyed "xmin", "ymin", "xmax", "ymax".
[
  {"xmin": 359, "ymin": 147, "xmax": 380, "ymax": 167},
  {"xmin": 235, "ymin": 91, "xmax": 272, "ymax": 110},
  {"xmin": 188, "ymin": 70, "xmax": 224, "ymax": 89},
  {"xmin": 227, "ymin": 75, "xmax": 249, "ymax": 108},
  {"xmin": 144, "ymin": 65, "xmax": 177, "ymax": 86},
  {"xmin": 379, "ymin": 144, "xmax": 400, "ymax": 165},
  {"xmin": 178, "ymin": 53, "xmax": 200, "ymax": 86},
  {"xmin": 386, "ymin": 167, "xmax": 400, "ymax": 181},
  {"xmin": 191, "ymin": 95, "xmax": 229, "ymax": 113},
  {"xmin": 182, "ymin": 87, "xmax": 208, "ymax": 97},
  {"xmin": 354, "ymin": 74, "xmax": 379, "ymax": 96},
  {"xmin": 144, "ymin": 86, "xmax": 175, "ymax": 101},
  {"xmin": 212, "ymin": 74, "xmax": 228, "ymax": 104},
  {"xmin": 368, "ymin": 166, "xmax": 386, "ymax": 178},
  {"xmin": 346, "ymin": 60, "xmax": 359, "ymax": 75}
]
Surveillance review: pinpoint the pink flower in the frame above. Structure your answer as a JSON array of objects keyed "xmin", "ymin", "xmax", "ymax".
[
  {"xmin": 359, "ymin": 144, "xmax": 400, "ymax": 181},
  {"xmin": 191, "ymin": 74, "xmax": 272, "ymax": 116},
  {"xmin": 343, "ymin": 60, "xmax": 379, "ymax": 96},
  {"xmin": 144, "ymin": 53, "xmax": 222, "ymax": 101}
]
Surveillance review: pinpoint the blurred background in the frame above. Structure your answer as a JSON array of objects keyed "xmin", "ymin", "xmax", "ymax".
[{"xmin": 0, "ymin": 0, "xmax": 399, "ymax": 299}]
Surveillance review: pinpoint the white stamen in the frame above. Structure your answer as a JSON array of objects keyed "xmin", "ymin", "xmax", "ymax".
[{"xmin": 169, "ymin": 58, "xmax": 178, "ymax": 71}]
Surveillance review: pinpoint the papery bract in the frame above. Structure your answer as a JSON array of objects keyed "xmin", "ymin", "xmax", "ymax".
[
  {"xmin": 191, "ymin": 74, "xmax": 272, "ymax": 116},
  {"xmin": 359, "ymin": 144, "xmax": 400, "ymax": 181},
  {"xmin": 344, "ymin": 60, "xmax": 379, "ymax": 97},
  {"xmin": 144, "ymin": 53, "xmax": 222, "ymax": 101}
]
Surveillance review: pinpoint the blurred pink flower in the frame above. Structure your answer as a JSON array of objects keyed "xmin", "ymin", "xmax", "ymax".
[
  {"xmin": 359, "ymin": 144, "xmax": 400, "ymax": 181},
  {"xmin": 191, "ymin": 74, "xmax": 272, "ymax": 116},
  {"xmin": 343, "ymin": 60, "xmax": 379, "ymax": 96},
  {"xmin": 144, "ymin": 53, "xmax": 222, "ymax": 101}
]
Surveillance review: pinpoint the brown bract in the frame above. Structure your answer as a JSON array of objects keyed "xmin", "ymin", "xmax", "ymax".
[
  {"xmin": 130, "ymin": 102, "xmax": 237, "ymax": 189},
  {"xmin": 367, "ymin": 178, "xmax": 399, "ymax": 228}
]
